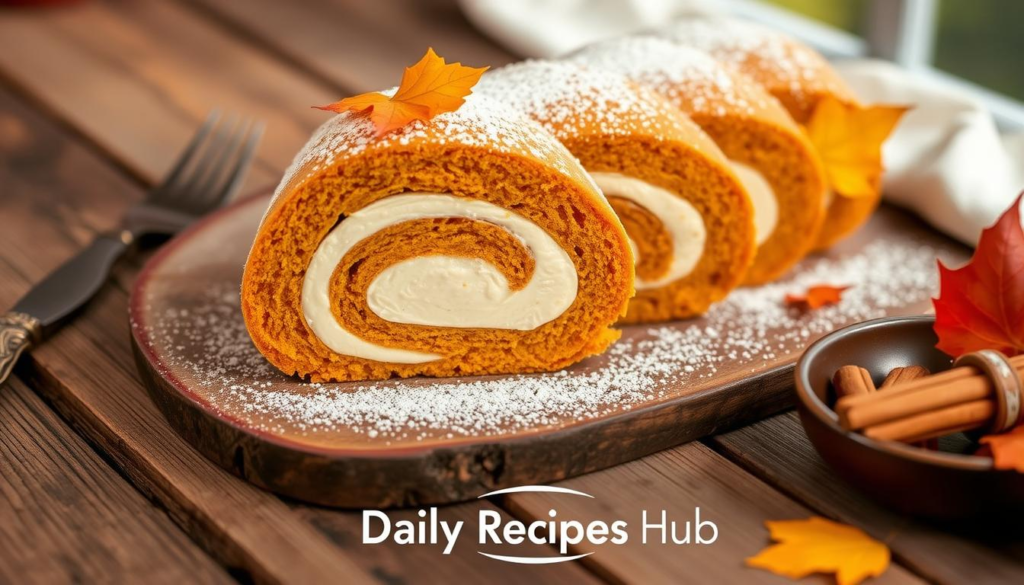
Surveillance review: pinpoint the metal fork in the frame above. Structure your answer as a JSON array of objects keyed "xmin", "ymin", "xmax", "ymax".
[{"xmin": 0, "ymin": 111, "xmax": 264, "ymax": 385}]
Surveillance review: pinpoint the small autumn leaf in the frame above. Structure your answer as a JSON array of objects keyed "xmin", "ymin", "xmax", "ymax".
[
  {"xmin": 980, "ymin": 426, "xmax": 1024, "ymax": 472},
  {"xmin": 315, "ymin": 48, "xmax": 488, "ymax": 136},
  {"xmin": 785, "ymin": 285, "xmax": 850, "ymax": 309},
  {"xmin": 933, "ymin": 192, "xmax": 1024, "ymax": 358},
  {"xmin": 806, "ymin": 97, "xmax": 909, "ymax": 199},
  {"xmin": 747, "ymin": 517, "xmax": 890, "ymax": 585}
]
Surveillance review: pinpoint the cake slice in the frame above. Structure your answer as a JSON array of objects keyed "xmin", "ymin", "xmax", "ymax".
[
  {"xmin": 242, "ymin": 93, "xmax": 634, "ymax": 382},
  {"xmin": 571, "ymin": 37, "xmax": 827, "ymax": 285},
  {"xmin": 478, "ymin": 60, "xmax": 755, "ymax": 322},
  {"xmin": 659, "ymin": 17, "xmax": 880, "ymax": 249}
]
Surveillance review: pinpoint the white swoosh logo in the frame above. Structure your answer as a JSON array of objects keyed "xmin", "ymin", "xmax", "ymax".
[
  {"xmin": 477, "ymin": 552, "xmax": 594, "ymax": 565},
  {"xmin": 477, "ymin": 485, "xmax": 594, "ymax": 498}
]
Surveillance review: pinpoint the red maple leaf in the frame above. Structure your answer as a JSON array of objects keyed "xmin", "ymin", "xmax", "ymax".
[
  {"xmin": 933, "ymin": 192, "xmax": 1024, "ymax": 357},
  {"xmin": 785, "ymin": 285, "xmax": 850, "ymax": 310}
]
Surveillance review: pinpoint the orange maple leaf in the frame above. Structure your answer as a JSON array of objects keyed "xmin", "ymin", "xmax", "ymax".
[
  {"xmin": 933, "ymin": 192, "xmax": 1024, "ymax": 358},
  {"xmin": 315, "ymin": 48, "xmax": 488, "ymax": 136},
  {"xmin": 747, "ymin": 517, "xmax": 891, "ymax": 585},
  {"xmin": 785, "ymin": 285, "xmax": 850, "ymax": 310},
  {"xmin": 980, "ymin": 426, "xmax": 1024, "ymax": 472},
  {"xmin": 806, "ymin": 97, "xmax": 909, "ymax": 199}
]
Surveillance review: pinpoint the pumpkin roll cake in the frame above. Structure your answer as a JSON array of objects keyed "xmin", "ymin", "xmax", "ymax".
[
  {"xmin": 570, "ymin": 37, "xmax": 827, "ymax": 285},
  {"xmin": 477, "ymin": 60, "xmax": 755, "ymax": 322},
  {"xmin": 659, "ymin": 18, "xmax": 876, "ymax": 249},
  {"xmin": 242, "ymin": 94, "xmax": 634, "ymax": 382}
]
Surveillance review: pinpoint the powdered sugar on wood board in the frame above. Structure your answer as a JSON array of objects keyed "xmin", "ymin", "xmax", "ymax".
[{"xmin": 139, "ymin": 238, "xmax": 945, "ymax": 444}]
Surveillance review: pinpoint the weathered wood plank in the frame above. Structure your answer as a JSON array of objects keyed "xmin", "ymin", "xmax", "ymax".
[
  {"xmin": 0, "ymin": 0, "xmax": 336, "ymax": 188},
  {"xmin": 499, "ymin": 443, "xmax": 924, "ymax": 584},
  {"xmin": 187, "ymin": 0, "xmax": 516, "ymax": 93},
  {"xmin": 708, "ymin": 413, "xmax": 1024, "ymax": 585},
  {"xmin": 0, "ymin": 376, "xmax": 232, "ymax": 584}
]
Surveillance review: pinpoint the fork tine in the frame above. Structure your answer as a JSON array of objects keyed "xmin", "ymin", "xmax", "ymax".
[
  {"xmin": 185, "ymin": 116, "xmax": 250, "ymax": 211},
  {"xmin": 167, "ymin": 113, "xmax": 240, "ymax": 211},
  {"xmin": 148, "ymin": 109, "xmax": 220, "ymax": 204},
  {"xmin": 144, "ymin": 111, "xmax": 264, "ymax": 222},
  {"xmin": 210, "ymin": 119, "xmax": 264, "ymax": 207}
]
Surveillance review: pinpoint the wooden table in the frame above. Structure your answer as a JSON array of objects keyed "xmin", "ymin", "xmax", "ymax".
[{"xmin": 0, "ymin": 1, "xmax": 1021, "ymax": 583}]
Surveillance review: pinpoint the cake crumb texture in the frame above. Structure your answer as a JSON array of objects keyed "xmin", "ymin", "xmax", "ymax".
[{"xmin": 242, "ymin": 94, "xmax": 634, "ymax": 382}]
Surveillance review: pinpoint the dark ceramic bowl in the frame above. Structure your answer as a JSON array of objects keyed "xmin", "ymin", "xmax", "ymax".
[{"xmin": 795, "ymin": 315, "xmax": 1024, "ymax": 520}]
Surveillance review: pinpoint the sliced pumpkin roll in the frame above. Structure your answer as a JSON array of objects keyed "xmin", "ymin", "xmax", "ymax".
[
  {"xmin": 476, "ymin": 60, "xmax": 755, "ymax": 322},
  {"xmin": 570, "ymin": 37, "xmax": 827, "ymax": 285},
  {"xmin": 242, "ymin": 94, "xmax": 634, "ymax": 382},
  {"xmin": 659, "ymin": 17, "xmax": 892, "ymax": 249}
]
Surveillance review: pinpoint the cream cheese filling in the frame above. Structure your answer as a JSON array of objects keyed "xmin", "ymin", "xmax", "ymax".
[
  {"xmin": 591, "ymin": 172, "xmax": 705, "ymax": 291},
  {"xmin": 728, "ymin": 161, "xmax": 778, "ymax": 246},
  {"xmin": 301, "ymin": 193, "xmax": 578, "ymax": 364}
]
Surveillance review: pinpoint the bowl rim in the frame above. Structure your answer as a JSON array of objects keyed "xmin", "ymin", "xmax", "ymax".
[{"xmin": 795, "ymin": 315, "xmax": 994, "ymax": 471}]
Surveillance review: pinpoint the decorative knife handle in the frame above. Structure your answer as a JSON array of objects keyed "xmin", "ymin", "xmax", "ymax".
[{"xmin": 0, "ymin": 312, "xmax": 41, "ymax": 385}]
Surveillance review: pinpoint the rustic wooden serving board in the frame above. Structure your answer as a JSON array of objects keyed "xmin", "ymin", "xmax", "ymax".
[{"xmin": 130, "ymin": 192, "xmax": 967, "ymax": 508}]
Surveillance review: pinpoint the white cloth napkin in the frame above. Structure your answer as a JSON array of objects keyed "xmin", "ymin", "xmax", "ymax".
[
  {"xmin": 458, "ymin": 0, "xmax": 1024, "ymax": 246},
  {"xmin": 458, "ymin": 0, "xmax": 717, "ymax": 58},
  {"xmin": 836, "ymin": 60, "xmax": 1024, "ymax": 246}
]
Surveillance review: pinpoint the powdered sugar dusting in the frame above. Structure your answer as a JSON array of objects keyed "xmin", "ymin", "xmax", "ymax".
[
  {"xmin": 477, "ymin": 60, "xmax": 696, "ymax": 144},
  {"xmin": 140, "ymin": 234, "xmax": 950, "ymax": 446},
  {"xmin": 659, "ymin": 17, "xmax": 850, "ymax": 112},
  {"xmin": 569, "ymin": 36, "xmax": 772, "ymax": 117},
  {"xmin": 264, "ymin": 91, "xmax": 593, "ymax": 228}
]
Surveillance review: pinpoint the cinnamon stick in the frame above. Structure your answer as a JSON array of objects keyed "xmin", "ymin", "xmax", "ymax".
[
  {"xmin": 879, "ymin": 365, "xmax": 934, "ymax": 448},
  {"xmin": 879, "ymin": 366, "xmax": 930, "ymax": 390},
  {"xmin": 837, "ymin": 374, "xmax": 994, "ymax": 430},
  {"xmin": 832, "ymin": 365, "xmax": 875, "ymax": 398},
  {"xmin": 863, "ymin": 399, "xmax": 995, "ymax": 442},
  {"xmin": 837, "ymin": 365, "xmax": 979, "ymax": 413}
]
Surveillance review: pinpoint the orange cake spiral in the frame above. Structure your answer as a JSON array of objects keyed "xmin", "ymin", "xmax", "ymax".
[{"xmin": 242, "ymin": 93, "xmax": 634, "ymax": 382}]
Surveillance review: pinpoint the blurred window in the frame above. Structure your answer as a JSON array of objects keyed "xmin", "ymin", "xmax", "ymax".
[
  {"xmin": 933, "ymin": 0, "xmax": 1024, "ymax": 102},
  {"xmin": 741, "ymin": 0, "xmax": 1024, "ymax": 128},
  {"xmin": 762, "ymin": 0, "xmax": 867, "ymax": 33}
]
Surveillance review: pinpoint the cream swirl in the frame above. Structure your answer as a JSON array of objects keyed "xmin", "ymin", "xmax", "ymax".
[
  {"xmin": 728, "ymin": 162, "xmax": 778, "ymax": 245},
  {"xmin": 301, "ymin": 194, "xmax": 578, "ymax": 364},
  {"xmin": 591, "ymin": 172, "xmax": 706, "ymax": 290}
]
